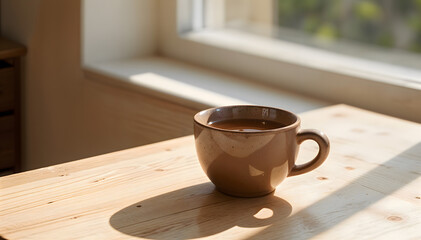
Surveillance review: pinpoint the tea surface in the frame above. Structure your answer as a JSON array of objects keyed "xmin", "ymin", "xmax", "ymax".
[{"xmin": 209, "ymin": 118, "xmax": 285, "ymax": 132}]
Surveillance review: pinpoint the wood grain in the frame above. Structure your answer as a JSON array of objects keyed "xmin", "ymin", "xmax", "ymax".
[{"xmin": 1, "ymin": 105, "xmax": 420, "ymax": 240}]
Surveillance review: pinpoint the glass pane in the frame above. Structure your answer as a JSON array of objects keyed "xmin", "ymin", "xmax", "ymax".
[
  {"xmin": 277, "ymin": 0, "xmax": 421, "ymax": 53},
  {"xmin": 221, "ymin": 0, "xmax": 421, "ymax": 70}
]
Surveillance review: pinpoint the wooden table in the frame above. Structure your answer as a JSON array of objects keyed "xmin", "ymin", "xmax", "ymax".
[{"xmin": 1, "ymin": 105, "xmax": 420, "ymax": 239}]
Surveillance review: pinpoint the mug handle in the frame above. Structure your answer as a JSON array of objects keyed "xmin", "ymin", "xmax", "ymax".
[{"xmin": 288, "ymin": 129, "xmax": 330, "ymax": 177}]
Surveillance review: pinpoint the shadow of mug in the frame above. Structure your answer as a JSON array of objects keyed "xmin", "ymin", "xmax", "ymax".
[{"xmin": 109, "ymin": 183, "xmax": 292, "ymax": 239}]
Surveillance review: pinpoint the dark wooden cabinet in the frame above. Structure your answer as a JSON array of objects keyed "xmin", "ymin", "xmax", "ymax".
[{"xmin": 0, "ymin": 37, "xmax": 26, "ymax": 172}]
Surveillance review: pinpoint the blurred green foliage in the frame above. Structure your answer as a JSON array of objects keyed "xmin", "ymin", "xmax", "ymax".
[
  {"xmin": 277, "ymin": 0, "xmax": 421, "ymax": 53},
  {"xmin": 356, "ymin": 1, "xmax": 382, "ymax": 21}
]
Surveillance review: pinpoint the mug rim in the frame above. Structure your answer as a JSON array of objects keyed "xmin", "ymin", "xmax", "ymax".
[{"xmin": 194, "ymin": 105, "xmax": 301, "ymax": 134}]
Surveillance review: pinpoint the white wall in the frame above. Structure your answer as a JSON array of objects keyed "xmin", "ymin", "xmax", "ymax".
[{"xmin": 82, "ymin": 0, "xmax": 157, "ymax": 64}]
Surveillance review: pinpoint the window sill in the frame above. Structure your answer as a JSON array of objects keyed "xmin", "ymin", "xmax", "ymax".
[
  {"xmin": 83, "ymin": 56, "xmax": 329, "ymax": 113},
  {"xmin": 159, "ymin": 27, "xmax": 421, "ymax": 122},
  {"xmin": 182, "ymin": 28, "xmax": 421, "ymax": 89}
]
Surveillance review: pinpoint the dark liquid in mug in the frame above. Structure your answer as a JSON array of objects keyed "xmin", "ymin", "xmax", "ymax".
[{"xmin": 209, "ymin": 119, "xmax": 286, "ymax": 132}]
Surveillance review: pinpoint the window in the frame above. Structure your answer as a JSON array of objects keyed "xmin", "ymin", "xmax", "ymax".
[{"xmin": 157, "ymin": 0, "xmax": 421, "ymax": 122}]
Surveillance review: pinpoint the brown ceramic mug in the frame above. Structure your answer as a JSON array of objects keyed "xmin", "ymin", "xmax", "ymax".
[{"xmin": 194, "ymin": 105, "xmax": 330, "ymax": 197}]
